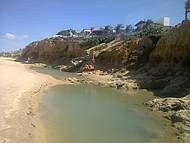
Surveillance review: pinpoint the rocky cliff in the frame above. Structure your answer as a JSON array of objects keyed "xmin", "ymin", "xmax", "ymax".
[
  {"xmin": 85, "ymin": 37, "xmax": 158, "ymax": 69},
  {"xmin": 22, "ymin": 37, "xmax": 83, "ymax": 63},
  {"xmin": 150, "ymin": 21, "xmax": 190, "ymax": 68}
]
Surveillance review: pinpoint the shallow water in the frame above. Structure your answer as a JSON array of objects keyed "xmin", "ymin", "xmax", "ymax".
[
  {"xmin": 32, "ymin": 67, "xmax": 81, "ymax": 80},
  {"xmin": 33, "ymin": 67, "xmax": 177, "ymax": 143}
]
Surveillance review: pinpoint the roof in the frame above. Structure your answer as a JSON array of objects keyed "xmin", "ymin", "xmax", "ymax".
[
  {"xmin": 82, "ymin": 29, "xmax": 92, "ymax": 32},
  {"xmin": 135, "ymin": 20, "xmax": 146, "ymax": 26},
  {"xmin": 93, "ymin": 27, "xmax": 104, "ymax": 31}
]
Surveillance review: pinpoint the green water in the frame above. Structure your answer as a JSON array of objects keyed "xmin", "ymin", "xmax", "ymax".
[
  {"xmin": 32, "ymin": 67, "xmax": 81, "ymax": 80},
  {"xmin": 34, "ymin": 67, "xmax": 177, "ymax": 143}
]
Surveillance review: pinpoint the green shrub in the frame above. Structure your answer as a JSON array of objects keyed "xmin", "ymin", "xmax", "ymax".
[{"xmin": 80, "ymin": 36, "xmax": 115, "ymax": 49}]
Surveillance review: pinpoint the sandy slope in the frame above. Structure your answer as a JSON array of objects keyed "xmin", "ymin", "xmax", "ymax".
[{"xmin": 0, "ymin": 57, "xmax": 63, "ymax": 143}]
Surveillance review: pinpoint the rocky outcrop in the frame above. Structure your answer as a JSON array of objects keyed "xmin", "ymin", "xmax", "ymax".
[
  {"xmin": 47, "ymin": 37, "xmax": 157, "ymax": 72},
  {"xmin": 145, "ymin": 95, "xmax": 190, "ymax": 112},
  {"xmin": 145, "ymin": 95, "xmax": 190, "ymax": 143},
  {"xmin": 22, "ymin": 37, "xmax": 83, "ymax": 63},
  {"xmin": 135, "ymin": 21, "xmax": 190, "ymax": 97},
  {"xmin": 150, "ymin": 21, "xmax": 190, "ymax": 67},
  {"xmin": 86, "ymin": 37, "xmax": 157, "ymax": 69}
]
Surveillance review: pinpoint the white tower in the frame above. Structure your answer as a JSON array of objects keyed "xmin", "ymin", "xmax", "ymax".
[{"xmin": 159, "ymin": 17, "xmax": 170, "ymax": 26}]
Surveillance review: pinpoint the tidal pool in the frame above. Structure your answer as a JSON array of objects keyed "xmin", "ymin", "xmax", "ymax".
[
  {"xmin": 33, "ymin": 67, "xmax": 177, "ymax": 143},
  {"xmin": 39, "ymin": 84, "xmax": 177, "ymax": 143}
]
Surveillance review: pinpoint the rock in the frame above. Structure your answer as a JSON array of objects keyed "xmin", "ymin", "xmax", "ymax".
[
  {"xmin": 116, "ymin": 74, "xmax": 123, "ymax": 78},
  {"xmin": 178, "ymin": 133, "xmax": 190, "ymax": 143},
  {"xmin": 150, "ymin": 21, "xmax": 190, "ymax": 68},
  {"xmin": 31, "ymin": 123, "xmax": 36, "ymax": 128},
  {"xmin": 67, "ymin": 77, "xmax": 80, "ymax": 83},
  {"xmin": 140, "ymin": 78, "xmax": 169, "ymax": 89},
  {"xmin": 60, "ymin": 65, "xmax": 74, "ymax": 72},
  {"xmin": 171, "ymin": 110, "xmax": 190, "ymax": 123},
  {"xmin": 146, "ymin": 94, "xmax": 190, "ymax": 143},
  {"xmin": 115, "ymin": 82, "xmax": 125, "ymax": 89},
  {"xmin": 82, "ymin": 64, "xmax": 95, "ymax": 71},
  {"xmin": 22, "ymin": 38, "xmax": 82, "ymax": 63},
  {"xmin": 161, "ymin": 76, "xmax": 189, "ymax": 97},
  {"xmin": 26, "ymin": 111, "xmax": 34, "ymax": 116},
  {"xmin": 145, "ymin": 94, "xmax": 190, "ymax": 112}
]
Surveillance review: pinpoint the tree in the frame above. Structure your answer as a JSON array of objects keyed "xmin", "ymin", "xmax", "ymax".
[
  {"xmin": 115, "ymin": 24, "xmax": 125, "ymax": 34},
  {"xmin": 146, "ymin": 19, "xmax": 154, "ymax": 25},
  {"xmin": 57, "ymin": 29, "xmax": 77, "ymax": 36},
  {"xmin": 185, "ymin": 0, "xmax": 190, "ymax": 20},
  {"xmin": 105, "ymin": 25, "xmax": 113, "ymax": 33},
  {"xmin": 144, "ymin": 19, "xmax": 154, "ymax": 29},
  {"xmin": 125, "ymin": 25, "xmax": 133, "ymax": 33}
]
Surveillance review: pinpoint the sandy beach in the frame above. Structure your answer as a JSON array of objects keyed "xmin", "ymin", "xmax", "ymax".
[{"xmin": 0, "ymin": 57, "xmax": 63, "ymax": 143}]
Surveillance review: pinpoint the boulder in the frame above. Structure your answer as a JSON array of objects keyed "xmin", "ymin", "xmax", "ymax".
[
  {"xmin": 145, "ymin": 94, "xmax": 190, "ymax": 112},
  {"xmin": 161, "ymin": 76, "xmax": 189, "ymax": 97},
  {"xmin": 171, "ymin": 110, "xmax": 190, "ymax": 123}
]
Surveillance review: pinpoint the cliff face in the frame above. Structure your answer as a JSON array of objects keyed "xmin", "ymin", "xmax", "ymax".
[
  {"xmin": 22, "ymin": 38, "xmax": 83, "ymax": 63},
  {"xmin": 150, "ymin": 21, "xmax": 190, "ymax": 67},
  {"xmin": 22, "ymin": 21, "xmax": 190, "ymax": 70},
  {"xmin": 88, "ymin": 37, "xmax": 157, "ymax": 69},
  {"xmin": 22, "ymin": 36, "xmax": 157, "ymax": 69}
]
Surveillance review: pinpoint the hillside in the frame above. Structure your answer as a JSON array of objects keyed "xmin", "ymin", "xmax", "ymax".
[
  {"xmin": 150, "ymin": 21, "xmax": 190, "ymax": 68},
  {"xmin": 20, "ymin": 21, "xmax": 190, "ymax": 96},
  {"xmin": 22, "ymin": 37, "xmax": 83, "ymax": 63}
]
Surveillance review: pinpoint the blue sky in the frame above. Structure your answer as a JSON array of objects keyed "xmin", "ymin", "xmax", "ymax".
[{"xmin": 0, "ymin": 0, "xmax": 187, "ymax": 52}]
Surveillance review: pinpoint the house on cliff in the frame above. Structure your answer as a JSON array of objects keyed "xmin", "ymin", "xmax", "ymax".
[
  {"xmin": 91, "ymin": 27, "xmax": 106, "ymax": 36},
  {"xmin": 135, "ymin": 18, "xmax": 171, "ymax": 32},
  {"xmin": 55, "ymin": 29, "xmax": 78, "ymax": 38},
  {"xmin": 80, "ymin": 29, "xmax": 92, "ymax": 37},
  {"xmin": 157, "ymin": 17, "xmax": 170, "ymax": 26}
]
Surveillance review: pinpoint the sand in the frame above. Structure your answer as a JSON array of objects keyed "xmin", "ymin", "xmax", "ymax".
[{"xmin": 0, "ymin": 57, "xmax": 63, "ymax": 143}]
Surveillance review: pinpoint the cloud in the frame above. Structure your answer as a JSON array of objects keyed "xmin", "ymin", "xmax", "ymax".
[
  {"xmin": 1, "ymin": 33, "xmax": 29, "ymax": 40},
  {"xmin": 2, "ymin": 33, "xmax": 16, "ymax": 40}
]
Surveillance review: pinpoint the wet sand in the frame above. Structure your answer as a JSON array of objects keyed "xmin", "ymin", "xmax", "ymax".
[{"xmin": 0, "ymin": 57, "xmax": 63, "ymax": 143}]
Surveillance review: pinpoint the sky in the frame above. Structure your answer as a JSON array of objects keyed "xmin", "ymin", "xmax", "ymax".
[{"xmin": 0, "ymin": 0, "xmax": 187, "ymax": 52}]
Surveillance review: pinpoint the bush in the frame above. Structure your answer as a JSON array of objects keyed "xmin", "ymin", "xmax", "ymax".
[{"xmin": 80, "ymin": 36, "xmax": 115, "ymax": 49}]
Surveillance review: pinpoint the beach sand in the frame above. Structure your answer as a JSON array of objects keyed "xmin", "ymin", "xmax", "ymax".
[{"xmin": 0, "ymin": 57, "xmax": 63, "ymax": 143}]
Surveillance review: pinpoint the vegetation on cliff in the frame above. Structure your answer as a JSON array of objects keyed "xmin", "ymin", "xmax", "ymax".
[{"xmin": 80, "ymin": 36, "xmax": 115, "ymax": 49}]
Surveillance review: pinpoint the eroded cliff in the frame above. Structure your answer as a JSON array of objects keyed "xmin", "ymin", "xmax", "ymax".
[
  {"xmin": 22, "ymin": 38, "xmax": 83, "ymax": 63},
  {"xmin": 150, "ymin": 21, "xmax": 190, "ymax": 68}
]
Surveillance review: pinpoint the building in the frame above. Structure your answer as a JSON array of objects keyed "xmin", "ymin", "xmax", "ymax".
[
  {"xmin": 91, "ymin": 27, "xmax": 106, "ymax": 36},
  {"xmin": 81, "ymin": 29, "xmax": 92, "ymax": 36},
  {"xmin": 135, "ymin": 20, "xmax": 148, "ymax": 30},
  {"xmin": 135, "ymin": 20, "xmax": 154, "ymax": 30},
  {"xmin": 158, "ymin": 17, "xmax": 170, "ymax": 26}
]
